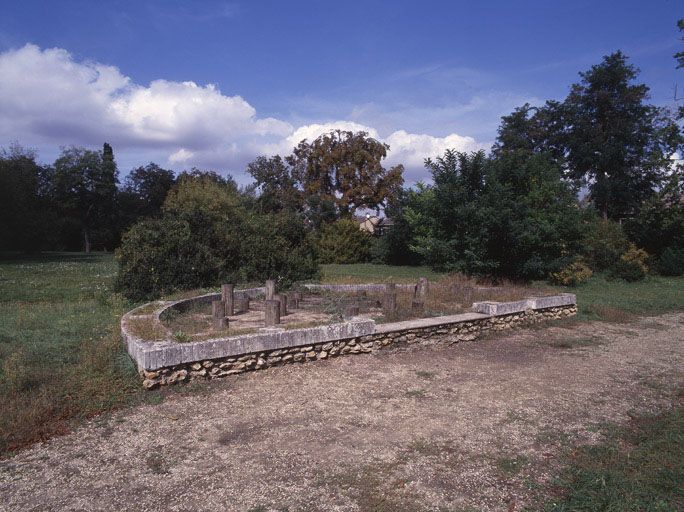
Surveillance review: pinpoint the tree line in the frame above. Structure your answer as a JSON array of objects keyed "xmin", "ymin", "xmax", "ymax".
[
  {"xmin": 2, "ymin": 39, "xmax": 683, "ymax": 297},
  {"xmin": 378, "ymin": 50, "xmax": 683, "ymax": 279}
]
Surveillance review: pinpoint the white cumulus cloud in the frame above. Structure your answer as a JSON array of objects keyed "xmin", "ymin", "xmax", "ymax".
[{"xmin": 0, "ymin": 43, "xmax": 487, "ymax": 181}]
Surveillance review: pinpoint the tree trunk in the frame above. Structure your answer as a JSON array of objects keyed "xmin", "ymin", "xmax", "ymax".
[{"xmin": 84, "ymin": 228, "xmax": 91, "ymax": 253}]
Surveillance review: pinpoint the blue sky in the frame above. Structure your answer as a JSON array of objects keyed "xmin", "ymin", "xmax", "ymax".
[{"xmin": 0, "ymin": 0, "xmax": 681, "ymax": 182}]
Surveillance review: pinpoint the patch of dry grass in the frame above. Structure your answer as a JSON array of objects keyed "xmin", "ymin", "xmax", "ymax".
[
  {"xmin": 125, "ymin": 315, "xmax": 168, "ymax": 341},
  {"xmin": 584, "ymin": 304, "xmax": 636, "ymax": 323}
]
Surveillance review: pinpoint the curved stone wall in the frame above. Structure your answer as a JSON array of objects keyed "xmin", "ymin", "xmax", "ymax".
[{"xmin": 121, "ymin": 287, "xmax": 577, "ymax": 389}]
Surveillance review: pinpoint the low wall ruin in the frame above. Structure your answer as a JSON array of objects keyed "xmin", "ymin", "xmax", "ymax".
[{"xmin": 121, "ymin": 288, "xmax": 577, "ymax": 389}]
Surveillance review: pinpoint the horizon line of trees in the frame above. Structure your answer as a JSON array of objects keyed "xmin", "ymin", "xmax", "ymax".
[{"xmin": 2, "ymin": 31, "xmax": 684, "ymax": 295}]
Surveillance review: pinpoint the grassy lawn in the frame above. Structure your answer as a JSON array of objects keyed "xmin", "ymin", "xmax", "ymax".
[
  {"xmin": 545, "ymin": 405, "xmax": 684, "ymax": 511},
  {"xmin": 546, "ymin": 274, "xmax": 684, "ymax": 322},
  {"xmin": 0, "ymin": 252, "xmax": 141, "ymax": 455}
]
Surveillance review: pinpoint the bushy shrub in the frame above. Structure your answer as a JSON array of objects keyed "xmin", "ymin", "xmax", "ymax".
[
  {"xmin": 240, "ymin": 211, "xmax": 320, "ymax": 285},
  {"xmin": 115, "ymin": 216, "xmax": 221, "ymax": 301},
  {"xmin": 609, "ymin": 244, "xmax": 649, "ymax": 282},
  {"xmin": 623, "ymin": 177, "xmax": 684, "ymax": 259},
  {"xmin": 658, "ymin": 246, "xmax": 684, "ymax": 276},
  {"xmin": 581, "ymin": 219, "xmax": 630, "ymax": 271},
  {"xmin": 549, "ymin": 259, "xmax": 593, "ymax": 286},
  {"xmin": 316, "ymin": 219, "xmax": 372, "ymax": 264},
  {"xmin": 115, "ymin": 176, "xmax": 318, "ymax": 301}
]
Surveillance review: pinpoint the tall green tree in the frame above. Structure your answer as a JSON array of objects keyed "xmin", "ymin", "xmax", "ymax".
[
  {"xmin": 402, "ymin": 151, "xmax": 494, "ymax": 273},
  {"xmin": 484, "ymin": 150, "xmax": 585, "ymax": 278},
  {"xmin": 246, "ymin": 155, "xmax": 302, "ymax": 213},
  {"xmin": 491, "ymin": 102, "xmax": 565, "ymax": 162},
  {"xmin": 0, "ymin": 144, "xmax": 55, "ymax": 251},
  {"xmin": 561, "ymin": 51, "xmax": 680, "ymax": 219},
  {"xmin": 287, "ymin": 130, "xmax": 404, "ymax": 219},
  {"xmin": 121, "ymin": 162, "xmax": 176, "ymax": 218},
  {"xmin": 53, "ymin": 144, "xmax": 118, "ymax": 252}
]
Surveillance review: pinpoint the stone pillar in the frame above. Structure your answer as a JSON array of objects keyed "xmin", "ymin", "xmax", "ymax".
[
  {"xmin": 411, "ymin": 300, "xmax": 424, "ymax": 315},
  {"xmin": 265, "ymin": 280, "xmax": 276, "ymax": 300},
  {"xmin": 462, "ymin": 285, "xmax": 473, "ymax": 304},
  {"xmin": 415, "ymin": 277, "xmax": 429, "ymax": 298},
  {"xmin": 274, "ymin": 293, "xmax": 288, "ymax": 316},
  {"xmin": 221, "ymin": 284, "xmax": 234, "ymax": 315},
  {"xmin": 264, "ymin": 299, "xmax": 281, "ymax": 326},
  {"xmin": 235, "ymin": 296, "xmax": 250, "ymax": 313},
  {"xmin": 344, "ymin": 304, "xmax": 360, "ymax": 319},
  {"xmin": 290, "ymin": 291, "xmax": 302, "ymax": 309},
  {"xmin": 212, "ymin": 300, "xmax": 227, "ymax": 328},
  {"xmin": 383, "ymin": 283, "xmax": 397, "ymax": 316}
]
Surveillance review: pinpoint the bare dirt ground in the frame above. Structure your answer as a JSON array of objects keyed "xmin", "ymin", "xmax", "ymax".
[{"xmin": 1, "ymin": 313, "xmax": 683, "ymax": 512}]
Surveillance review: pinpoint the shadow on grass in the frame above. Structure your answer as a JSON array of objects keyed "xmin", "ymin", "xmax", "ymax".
[{"xmin": 0, "ymin": 251, "xmax": 110, "ymax": 264}]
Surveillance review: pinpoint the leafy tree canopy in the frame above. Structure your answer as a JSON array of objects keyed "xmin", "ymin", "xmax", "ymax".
[
  {"xmin": 53, "ymin": 143, "xmax": 119, "ymax": 252},
  {"xmin": 286, "ymin": 130, "xmax": 404, "ymax": 219},
  {"xmin": 560, "ymin": 51, "xmax": 680, "ymax": 219}
]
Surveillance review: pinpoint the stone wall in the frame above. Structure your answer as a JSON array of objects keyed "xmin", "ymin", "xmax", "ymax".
[{"xmin": 139, "ymin": 304, "xmax": 576, "ymax": 389}]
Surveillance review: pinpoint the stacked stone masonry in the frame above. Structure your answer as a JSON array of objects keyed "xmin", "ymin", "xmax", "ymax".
[{"xmin": 136, "ymin": 303, "xmax": 577, "ymax": 389}]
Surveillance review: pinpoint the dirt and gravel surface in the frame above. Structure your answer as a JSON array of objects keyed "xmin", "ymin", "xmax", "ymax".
[{"xmin": 1, "ymin": 313, "xmax": 683, "ymax": 512}]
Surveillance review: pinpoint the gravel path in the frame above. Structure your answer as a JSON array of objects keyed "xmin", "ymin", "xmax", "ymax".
[{"xmin": 1, "ymin": 313, "xmax": 683, "ymax": 512}]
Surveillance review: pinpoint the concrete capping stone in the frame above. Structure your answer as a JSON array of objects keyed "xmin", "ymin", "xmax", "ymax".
[
  {"xmin": 122, "ymin": 289, "xmax": 577, "ymax": 375},
  {"xmin": 303, "ymin": 283, "xmax": 415, "ymax": 293},
  {"xmin": 375, "ymin": 312, "xmax": 489, "ymax": 334},
  {"xmin": 472, "ymin": 293, "xmax": 576, "ymax": 316}
]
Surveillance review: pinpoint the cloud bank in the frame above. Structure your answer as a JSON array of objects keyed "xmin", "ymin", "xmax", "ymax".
[{"xmin": 0, "ymin": 44, "xmax": 485, "ymax": 181}]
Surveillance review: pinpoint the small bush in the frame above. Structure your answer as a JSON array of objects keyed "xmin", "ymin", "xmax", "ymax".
[
  {"xmin": 581, "ymin": 219, "xmax": 630, "ymax": 271},
  {"xmin": 549, "ymin": 259, "xmax": 593, "ymax": 286},
  {"xmin": 115, "ymin": 177, "xmax": 318, "ymax": 301},
  {"xmin": 610, "ymin": 244, "xmax": 649, "ymax": 282},
  {"xmin": 658, "ymin": 246, "xmax": 684, "ymax": 276},
  {"xmin": 316, "ymin": 219, "xmax": 372, "ymax": 264}
]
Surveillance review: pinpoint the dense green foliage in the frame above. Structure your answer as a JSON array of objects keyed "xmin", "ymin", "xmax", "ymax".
[
  {"xmin": 0, "ymin": 144, "xmax": 55, "ymax": 252},
  {"xmin": 659, "ymin": 247, "xmax": 684, "ymax": 276},
  {"xmin": 0, "ymin": 143, "xmax": 175, "ymax": 253},
  {"xmin": 53, "ymin": 145, "xmax": 120, "ymax": 252},
  {"xmin": 316, "ymin": 219, "xmax": 372, "ymax": 264},
  {"xmin": 381, "ymin": 148, "xmax": 584, "ymax": 280},
  {"xmin": 115, "ymin": 174, "xmax": 318, "ymax": 300},
  {"xmin": 624, "ymin": 175, "xmax": 684, "ymax": 259},
  {"xmin": 560, "ymin": 52, "xmax": 680, "ymax": 220},
  {"xmin": 580, "ymin": 219, "xmax": 631, "ymax": 271},
  {"xmin": 373, "ymin": 49, "xmax": 683, "ymax": 281},
  {"xmin": 118, "ymin": 163, "xmax": 176, "ymax": 222}
]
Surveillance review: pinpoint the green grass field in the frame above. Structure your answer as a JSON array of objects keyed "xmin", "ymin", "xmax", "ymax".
[
  {"xmin": 0, "ymin": 252, "xmax": 140, "ymax": 454},
  {"xmin": 1, "ymin": 251, "xmax": 683, "ymax": 508},
  {"xmin": 545, "ymin": 405, "xmax": 684, "ymax": 511}
]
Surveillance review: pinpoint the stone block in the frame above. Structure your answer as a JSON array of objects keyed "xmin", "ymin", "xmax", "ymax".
[
  {"xmin": 274, "ymin": 293, "xmax": 288, "ymax": 316},
  {"xmin": 221, "ymin": 284, "xmax": 234, "ymax": 315},
  {"xmin": 265, "ymin": 299, "xmax": 280, "ymax": 326},
  {"xmin": 265, "ymin": 280, "xmax": 276, "ymax": 300}
]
